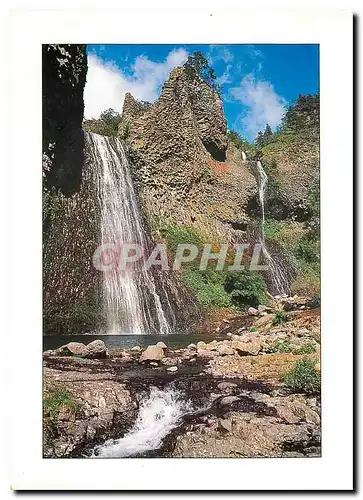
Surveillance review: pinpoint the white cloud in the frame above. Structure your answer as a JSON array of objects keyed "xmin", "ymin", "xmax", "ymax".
[
  {"xmin": 207, "ymin": 45, "xmax": 234, "ymax": 65},
  {"xmin": 84, "ymin": 48, "xmax": 188, "ymax": 119},
  {"xmin": 216, "ymin": 64, "xmax": 233, "ymax": 86},
  {"xmin": 230, "ymin": 74, "xmax": 287, "ymax": 140}
]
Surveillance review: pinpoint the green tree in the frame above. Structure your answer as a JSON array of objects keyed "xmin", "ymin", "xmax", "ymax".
[
  {"xmin": 83, "ymin": 108, "xmax": 121, "ymax": 137},
  {"xmin": 183, "ymin": 51, "xmax": 221, "ymax": 95}
]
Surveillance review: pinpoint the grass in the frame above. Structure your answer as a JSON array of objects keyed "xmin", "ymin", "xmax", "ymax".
[
  {"xmin": 270, "ymin": 339, "xmax": 316, "ymax": 355},
  {"xmin": 182, "ymin": 266, "xmax": 231, "ymax": 308},
  {"xmin": 43, "ymin": 386, "xmax": 80, "ymax": 420},
  {"xmin": 283, "ymin": 357, "xmax": 320, "ymax": 394},
  {"xmin": 272, "ymin": 311, "xmax": 287, "ymax": 326}
]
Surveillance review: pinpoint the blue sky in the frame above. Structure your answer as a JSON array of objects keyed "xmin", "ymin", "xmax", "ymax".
[{"xmin": 84, "ymin": 44, "xmax": 319, "ymax": 142}]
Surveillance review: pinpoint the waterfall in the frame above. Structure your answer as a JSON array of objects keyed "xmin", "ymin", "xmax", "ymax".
[
  {"xmin": 86, "ymin": 132, "xmax": 171, "ymax": 335},
  {"xmin": 256, "ymin": 160, "xmax": 291, "ymax": 295},
  {"xmin": 92, "ymin": 387, "xmax": 190, "ymax": 458}
]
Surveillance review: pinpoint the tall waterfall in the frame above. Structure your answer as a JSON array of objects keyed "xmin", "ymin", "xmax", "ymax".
[
  {"xmin": 86, "ymin": 132, "xmax": 171, "ymax": 335},
  {"xmin": 256, "ymin": 160, "xmax": 291, "ymax": 295}
]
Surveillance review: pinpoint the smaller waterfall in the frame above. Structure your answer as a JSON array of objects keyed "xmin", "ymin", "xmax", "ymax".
[
  {"xmin": 256, "ymin": 160, "xmax": 291, "ymax": 295},
  {"xmin": 92, "ymin": 387, "xmax": 190, "ymax": 458},
  {"xmin": 242, "ymin": 150, "xmax": 247, "ymax": 162}
]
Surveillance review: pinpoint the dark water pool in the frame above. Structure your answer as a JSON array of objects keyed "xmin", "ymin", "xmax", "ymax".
[{"xmin": 43, "ymin": 333, "xmax": 226, "ymax": 351}]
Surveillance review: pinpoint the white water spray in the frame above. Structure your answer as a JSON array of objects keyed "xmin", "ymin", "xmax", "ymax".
[
  {"xmin": 256, "ymin": 160, "xmax": 291, "ymax": 295},
  {"xmin": 92, "ymin": 387, "xmax": 190, "ymax": 458},
  {"xmin": 86, "ymin": 132, "xmax": 171, "ymax": 335}
]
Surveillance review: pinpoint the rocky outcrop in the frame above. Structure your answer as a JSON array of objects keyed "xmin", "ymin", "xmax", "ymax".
[
  {"xmin": 121, "ymin": 67, "xmax": 257, "ymax": 240},
  {"xmin": 42, "ymin": 44, "xmax": 87, "ymax": 195}
]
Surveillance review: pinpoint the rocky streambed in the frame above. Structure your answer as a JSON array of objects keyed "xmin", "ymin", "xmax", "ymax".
[{"xmin": 43, "ymin": 300, "xmax": 321, "ymax": 459}]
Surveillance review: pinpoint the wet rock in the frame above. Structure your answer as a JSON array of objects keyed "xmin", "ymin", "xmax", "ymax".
[
  {"xmin": 218, "ymin": 395, "xmax": 240, "ymax": 406},
  {"xmin": 217, "ymin": 382, "xmax": 237, "ymax": 393},
  {"xmin": 140, "ymin": 345, "xmax": 164, "ymax": 362},
  {"xmin": 56, "ymin": 342, "xmax": 88, "ymax": 357},
  {"xmin": 86, "ymin": 340, "xmax": 108, "ymax": 359}
]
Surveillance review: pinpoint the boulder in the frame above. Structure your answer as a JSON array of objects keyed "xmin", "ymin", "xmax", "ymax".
[
  {"xmin": 248, "ymin": 307, "xmax": 259, "ymax": 316},
  {"xmin": 197, "ymin": 341, "xmax": 207, "ymax": 350},
  {"xmin": 219, "ymin": 395, "xmax": 240, "ymax": 406},
  {"xmin": 156, "ymin": 341, "xmax": 167, "ymax": 349},
  {"xmin": 167, "ymin": 366, "xmax": 178, "ymax": 372},
  {"xmin": 217, "ymin": 382, "xmax": 237, "ymax": 393},
  {"xmin": 232, "ymin": 340, "xmax": 261, "ymax": 356},
  {"xmin": 140, "ymin": 345, "xmax": 164, "ymax": 362},
  {"xmin": 86, "ymin": 340, "xmax": 108, "ymax": 359},
  {"xmin": 217, "ymin": 344, "xmax": 235, "ymax": 356},
  {"xmin": 197, "ymin": 349, "xmax": 218, "ymax": 359},
  {"xmin": 131, "ymin": 346, "xmax": 141, "ymax": 351},
  {"xmin": 187, "ymin": 343, "xmax": 197, "ymax": 349},
  {"xmin": 56, "ymin": 342, "xmax": 88, "ymax": 357},
  {"xmin": 161, "ymin": 357, "xmax": 177, "ymax": 366}
]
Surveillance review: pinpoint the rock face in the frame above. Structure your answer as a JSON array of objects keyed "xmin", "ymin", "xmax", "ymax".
[
  {"xmin": 42, "ymin": 44, "xmax": 87, "ymax": 195},
  {"xmin": 121, "ymin": 67, "xmax": 257, "ymax": 240}
]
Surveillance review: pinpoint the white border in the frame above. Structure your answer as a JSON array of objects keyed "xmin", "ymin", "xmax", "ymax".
[{"xmin": 7, "ymin": 6, "xmax": 353, "ymax": 491}]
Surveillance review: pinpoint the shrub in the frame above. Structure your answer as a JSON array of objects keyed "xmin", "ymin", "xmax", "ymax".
[
  {"xmin": 270, "ymin": 339, "xmax": 316, "ymax": 355},
  {"xmin": 83, "ymin": 108, "xmax": 121, "ymax": 137},
  {"xmin": 292, "ymin": 235, "xmax": 319, "ymax": 264},
  {"xmin": 182, "ymin": 266, "xmax": 231, "ymax": 308},
  {"xmin": 264, "ymin": 219, "xmax": 283, "ymax": 241},
  {"xmin": 224, "ymin": 271, "xmax": 267, "ymax": 309},
  {"xmin": 160, "ymin": 225, "xmax": 203, "ymax": 255},
  {"xmin": 291, "ymin": 264, "xmax": 320, "ymax": 297},
  {"xmin": 283, "ymin": 357, "xmax": 320, "ymax": 394},
  {"xmin": 43, "ymin": 386, "xmax": 79, "ymax": 420},
  {"xmin": 272, "ymin": 311, "xmax": 287, "ymax": 326}
]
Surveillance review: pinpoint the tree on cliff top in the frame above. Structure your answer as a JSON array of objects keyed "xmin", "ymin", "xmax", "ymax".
[
  {"xmin": 183, "ymin": 51, "xmax": 221, "ymax": 96},
  {"xmin": 83, "ymin": 108, "xmax": 121, "ymax": 137},
  {"xmin": 255, "ymin": 123, "xmax": 274, "ymax": 149}
]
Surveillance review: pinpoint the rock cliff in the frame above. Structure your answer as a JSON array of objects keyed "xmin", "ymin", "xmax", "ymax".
[{"xmin": 121, "ymin": 67, "xmax": 258, "ymax": 242}]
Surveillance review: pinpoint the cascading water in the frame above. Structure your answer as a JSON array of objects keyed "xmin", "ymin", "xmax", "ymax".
[
  {"xmin": 255, "ymin": 160, "xmax": 291, "ymax": 295},
  {"xmin": 92, "ymin": 386, "xmax": 190, "ymax": 458},
  {"xmin": 86, "ymin": 132, "xmax": 171, "ymax": 335}
]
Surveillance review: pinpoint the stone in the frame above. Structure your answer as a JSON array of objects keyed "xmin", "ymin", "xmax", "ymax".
[
  {"xmin": 156, "ymin": 341, "xmax": 167, "ymax": 349},
  {"xmin": 248, "ymin": 307, "xmax": 259, "ymax": 316},
  {"xmin": 219, "ymin": 418, "xmax": 232, "ymax": 432},
  {"xmin": 255, "ymin": 314, "xmax": 274, "ymax": 328},
  {"xmin": 197, "ymin": 341, "xmax": 207, "ymax": 350},
  {"xmin": 167, "ymin": 366, "xmax": 178, "ymax": 372},
  {"xmin": 150, "ymin": 362, "xmax": 158, "ymax": 367},
  {"xmin": 140, "ymin": 345, "xmax": 164, "ymax": 362},
  {"xmin": 217, "ymin": 345, "xmax": 235, "ymax": 356},
  {"xmin": 86, "ymin": 340, "xmax": 108, "ymax": 359},
  {"xmin": 226, "ymin": 332, "xmax": 233, "ymax": 337},
  {"xmin": 187, "ymin": 343, "xmax": 197, "ymax": 349},
  {"xmin": 131, "ymin": 346, "xmax": 141, "ymax": 351},
  {"xmin": 219, "ymin": 396, "xmax": 240, "ymax": 406},
  {"xmin": 232, "ymin": 340, "xmax": 261, "ymax": 356},
  {"xmin": 197, "ymin": 349, "xmax": 218, "ymax": 359},
  {"xmin": 56, "ymin": 342, "xmax": 88, "ymax": 357},
  {"xmin": 217, "ymin": 382, "xmax": 237, "ymax": 393},
  {"xmin": 258, "ymin": 305, "xmax": 267, "ymax": 313},
  {"xmin": 161, "ymin": 357, "xmax": 177, "ymax": 366}
]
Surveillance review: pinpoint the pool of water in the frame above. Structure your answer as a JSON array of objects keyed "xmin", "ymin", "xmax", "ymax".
[{"xmin": 43, "ymin": 333, "xmax": 226, "ymax": 352}]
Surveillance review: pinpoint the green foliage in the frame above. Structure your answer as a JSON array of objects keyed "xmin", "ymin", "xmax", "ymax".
[
  {"xmin": 283, "ymin": 357, "xmax": 320, "ymax": 394},
  {"xmin": 270, "ymin": 339, "xmax": 316, "ymax": 355},
  {"xmin": 264, "ymin": 219, "xmax": 283, "ymax": 241},
  {"xmin": 49, "ymin": 301, "xmax": 103, "ymax": 334},
  {"xmin": 272, "ymin": 311, "xmax": 287, "ymax": 326},
  {"xmin": 282, "ymin": 94, "xmax": 320, "ymax": 135},
  {"xmin": 43, "ymin": 386, "xmax": 79, "ymax": 420},
  {"xmin": 122, "ymin": 119, "xmax": 131, "ymax": 139},
  {"xmin": 292, "ymin": 235, "xmax": 320, "ymax": 264},
  {"xmin": 182, "ymin": 266, "xmax": 231, "ymax": 308},
  {"xmin": 224, "ymin": 271, "xmax": 267, "ymax": 309},
  {"xmin": 227, "ymin": 130, "xmax": 256, "ymax": 156},
  {"xmin": 83, "ymin": 108, "xmax": 121, "ymax": 137},
  {"xmin": 255, "ymin": 123, "xmax": 274, "ymax": 149},
  {"xmin": 43, "ymin": 186, "xmax": 61, "ymax": 222},
  {"xmin": 160, "ymin": 225, "xmax": 203, "ymax": 254},
  {"xmin": 291, "ymin": 263, "xmax": 320, "ymax": 298},
  {"xmin": 304, "ymin": 175, "xmax": 320, "ymax": 239},
  {"xmin": 183, "ymin": 51, "xmax": 221, "ymax": 95}
]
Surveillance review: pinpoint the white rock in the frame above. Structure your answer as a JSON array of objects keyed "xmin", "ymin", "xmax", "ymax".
[
  {"xmin": 248, "ymin": 307, "xmax": 259, "ymax": 316},
  {"xmin": 167, "ymin": 366, "xmax": 178, "ymax": 372},
  {"xmin": 131, "ymin": 346, "xmax": 141, "ymax": 351},
  {"xmin": 86, "ymin": 340, "xmax": 108, "ymax": 359},
  {"xmin": 156, "ymin": 341, "xmax": 167, "ymax": 349},
  {"xmin": 140, "ymin": 345, "xmax": 164, "ymax": 362},
  {"xmin": 187, "ymin": 343, "xmax": 197, "ymax": 349}
]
